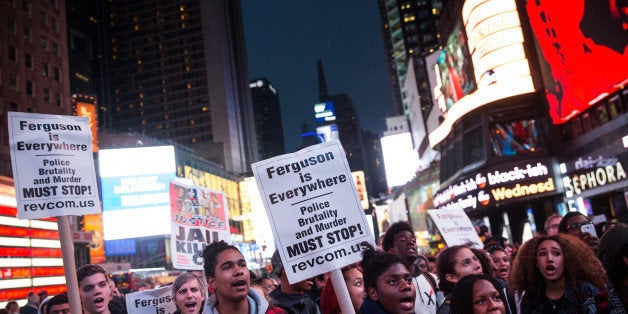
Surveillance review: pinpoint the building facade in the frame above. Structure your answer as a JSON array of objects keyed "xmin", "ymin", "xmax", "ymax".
[
  {"xmin": 249, "ymin": 78, "xmax": 285, "ymax": 160},
  {"xmin": 105, "ymin": 0, "xmax": 258, "ymax": 174}
]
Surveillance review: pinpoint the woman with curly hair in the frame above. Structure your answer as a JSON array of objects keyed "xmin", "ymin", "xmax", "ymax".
[{"xmin": 509, "ymin": 233, "xmax": 607, "ymax": 313}]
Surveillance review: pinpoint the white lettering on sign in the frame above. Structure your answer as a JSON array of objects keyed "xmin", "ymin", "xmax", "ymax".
[
  {"xmin": 574, "ymin": 155, "xmax": 619, "ymax": 170},
  {"xmin": 487, "ymin": 163, "xmax": 548, "ymax": 185},
  {"xmin": 563, "ymin": 162, "xmax": 626, "ymax": 197}
]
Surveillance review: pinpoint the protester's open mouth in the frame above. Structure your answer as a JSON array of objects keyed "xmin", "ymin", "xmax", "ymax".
[
  {"xmin": 399, "ymin": 296, "xmax": 415, "ymax": 310},
  {"xmin": 232, "ymin": 280, "xmax": 247, "ymax": 287},
  {"xmin": 499, "ymin": 267, "xmax": 508, "ymax": 275},
  {"xmin": 185, "ymin": 302, "xmax": 197, "ymax": 308},
  {"xmin": 94, "ymin": 297, "xmax": 104, "ymax": 304}
]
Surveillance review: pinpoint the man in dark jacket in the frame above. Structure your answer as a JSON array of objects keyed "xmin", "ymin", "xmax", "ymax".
[{"xmin": 268, "ymin": 251, "xmax": 320, "ymax": 314}]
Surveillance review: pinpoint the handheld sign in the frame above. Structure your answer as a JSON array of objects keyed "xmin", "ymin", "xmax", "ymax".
[
  {"xmin": 8, "ymin": 111, "xmax": 100, "ymax": 219},
  {"xmin": 170, "ymin": 181, "xmax": 230, "ymax": 270},
  {"xmin": 252, "ymin": 141, "xmax": 373, "ymax": 284},
  {"xmin": 125, "ymin": 286, "xmax": 176, "ymax": 314},
  {"xmin": 427, "ymin": 208, "xmax": 483, "ymax": 248}
]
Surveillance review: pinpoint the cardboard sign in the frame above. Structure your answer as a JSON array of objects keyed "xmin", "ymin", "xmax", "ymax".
[
  {"xmin": 8, "ymin": 112, "xmax": 100, "ymax": 219},
  {"xmin": 170, "ymin": 181, "xmax": 230, "ymax": 270},
  {"xmin": 427, "ymin": 208, "xmax": 483, "ymax": 248},
  {"xmin": 125, "ymin": 286, "xmax": 176, "ymax": 314},
  {"xmin": 252, "ymin": 141, "xmax": 373, "ymax": 284}
]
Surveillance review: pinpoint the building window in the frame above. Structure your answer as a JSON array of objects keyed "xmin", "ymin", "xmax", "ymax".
[
  {"xmin": 10, "ymin": 101, "xmax": 19, "ymax": 111},
  {"xmin": 8, "ymin": 45, "xmax": 17, "ymax": 62},
  {"xmin": 53, "ymin": 67, "xmax": 60, "ymax": 81},
  {"xmin": 23, "ymin": 26, "xmax": 32, "ymax": 42},
  {"xmin": 55, "ymin": 92, "xmax": 61, "ymax": 106},
  {"xmin": 25, "ymin": 52, "xmax": 33, "ymax": 69},
  {"xmin": 489, "ymin": 118, "xmax": 540, "ymax": 157},
  {"xmin": 39, "ymin": 10, "xmax": 46, "ymax": 26},
  {"xmin": 8, "ymin": 18, "xmax": 17, "ymax": 35},
  {"xmin": 25, "ymin": 80, "xmax": 33, "ymax": 96},
  {"xmin": 9, "ymin": 73, "xmax": 18, "ymax": 91},
  {"xmin": 42, "ymin": 62, "xmax": 49, "ymax": 76},
  {"xmin": 52, "ymin": 42, "xmax": 59, "ymax": 56},
  {"xmin": 41, "ymin": 36, "xmax": 49, "ymax": 50},
  {"xmin": 22, "ymin": 1, "xmax": 31, "ymax": 15},
  {"xmin": 43, "ymin": 88, "xmax": 50, "ymax": 102},
  {"xmin": 51, "ymin": 18, "xmax": 59, "ymax": 33}
]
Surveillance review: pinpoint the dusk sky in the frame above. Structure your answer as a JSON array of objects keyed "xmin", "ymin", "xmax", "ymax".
[{"xmin": 241, "ymin": 1, "xmax": 394, "ymax": 153}]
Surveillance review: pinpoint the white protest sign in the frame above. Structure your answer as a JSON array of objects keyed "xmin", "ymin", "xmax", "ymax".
[
  {"xmin": 427, "ymin": 208, "xmax": 483, "ymax": 248},
  {"xmin": 170, "ymin": 181, "xmax": 230, "ymax": 270},
  {"xmin": 8, "ymin": 112, "xmax": 100, "ymax": 219},
  {"xmin": 125, "ymin": 286, "xmax": 176, "ymax": 314},
  {"xmin": 252, "ymin": 141, "xmax": 373, "ymax": 284}
]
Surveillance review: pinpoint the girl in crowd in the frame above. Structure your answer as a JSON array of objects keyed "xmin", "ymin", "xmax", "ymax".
[
  {"xmin": 319, "ymin": 264, "xmax": 365, "ymax": 314},
  {"xmin": 436, "ymin": 245, "xmax": 484, "ymax": 314},
  {"xmin": 450, "ymin": 274, "xmax": 511, "ymax": 314},
  {"xmin": 509, "ymin": 234, "xmax": 607, "ymax": 313},
  {"xmin": 359, "ymin": 243, "xmax": 415, "ymax": 314},
  {"xmin": 487, "ymin": 245, "xmax": 510, "ymax": 282},
  {"xmin": 172, "ymin": 272, "xmax": 205, "ymax": 314}
]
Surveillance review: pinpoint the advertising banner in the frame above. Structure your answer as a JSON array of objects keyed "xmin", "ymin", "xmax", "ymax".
[
  {"xmin": 427, "ymin": 208, "xmax": 483, "ymax": 248},
  {"xmin": 8, "ymin": 112, "xmax": 100, "ymax": 219},
  {"xmin": 170, "ymin": 181, "xmax": 230, "ymax": 270},
  {"xmin": 433, "ymin": 159, "xmax": 557, "ymax": 211},
  {"xmin": 252, "ymin": 141, "xmax": 373, "ymax": 284},
  {"xmin": 125, "ymin": 286, "xmax": 176, "ymax": 314}
]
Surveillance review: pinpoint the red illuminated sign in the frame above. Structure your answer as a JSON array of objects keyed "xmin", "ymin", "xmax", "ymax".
[{"xmin": 526, "ymin": 0, "xmax": 628, "ymax": 123}]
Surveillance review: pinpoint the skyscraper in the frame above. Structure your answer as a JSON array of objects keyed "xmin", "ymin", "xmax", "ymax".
[
  {"xmin": 105, "ymin": 0, "xmax": 257, "ymax": 174},
  {"xmin": 250, "ymin": 78, "xmax": 285, "ymax": 160},
  {"xmin": 0, "ymin": 0, "xmax": 71, "ymax": 177},
  {"xmin": 378, "ymin": 0, "xmax": 443, "ymax": 117}
]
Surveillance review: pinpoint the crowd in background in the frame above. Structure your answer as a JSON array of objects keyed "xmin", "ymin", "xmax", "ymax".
[{"xmin": 4, "ymin": 211, "xmax": 627, "ymax": 314}]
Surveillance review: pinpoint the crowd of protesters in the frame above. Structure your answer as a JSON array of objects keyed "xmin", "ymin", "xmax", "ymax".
[{"xmin": 5, "ymin": 212, "xmax": 626, "ymax": 314}]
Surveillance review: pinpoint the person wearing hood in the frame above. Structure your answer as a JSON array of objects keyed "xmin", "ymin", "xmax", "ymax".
[{"xmin": 201, "ymin": 241, "xmax": 285, "ymax": 314}]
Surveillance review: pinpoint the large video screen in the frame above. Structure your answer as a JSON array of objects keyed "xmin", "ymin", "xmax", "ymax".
[
  {"xmin": 99, "ymin": 146, "xmax": 176, "ymax": 240},
  {"xmin": 437, "ymin": 21, "xmax": 476, "ymax": 112},
  {"xmin": 526, "ymin": 0, "xmax": 628, "ymax": 123}
]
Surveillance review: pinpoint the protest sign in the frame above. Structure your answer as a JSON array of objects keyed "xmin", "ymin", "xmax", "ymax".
[
  {"xmin": 8, "ymin": 111, "xmax": 100, "ymax": 219},
  {"xmin": 170, "ymin": 181, "xmax": 230, "ymax": 270},
  {"xmin": 252, "ymin": 141, "xmax": 373, "ymax": 284},
  {"xmin": 125, "ymin": 286, "xmax": 176, "ymax": 314},
  {"xmin": 427, "ymin": 208, "xmax": 483, "ymax": 248}
]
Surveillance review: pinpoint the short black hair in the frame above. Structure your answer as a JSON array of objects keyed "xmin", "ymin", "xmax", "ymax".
[
  {"xmin": 202, "ymin": 241, "xmax": 241, "ymax": 277},
  {"xmin": 381, "ymin": 221, "xmax": 413, "ymax": 251},
  {"xmin": 44, "ymin": 293, "xmax": 68, "ymax": 314},
  {"xmin": 450, "ymin": 274, "xmax": 510, "ymax": 314},
  {"xmin": 558, "ymin": 211, "xmax": 588, "ymax": 233},
  {"xmin": 360, "ymin": 242, "xmax": 405, "ymax": 293}
]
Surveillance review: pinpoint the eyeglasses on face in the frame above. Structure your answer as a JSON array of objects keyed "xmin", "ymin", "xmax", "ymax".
[{"xmin": 566, "ymin": 220, "xmax": 592, "ymax": 230}]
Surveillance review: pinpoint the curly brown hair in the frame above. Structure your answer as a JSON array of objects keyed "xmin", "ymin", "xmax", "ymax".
[{"xmin": 509, "ymin": 234, "xmax": 607, "ymax": 294}]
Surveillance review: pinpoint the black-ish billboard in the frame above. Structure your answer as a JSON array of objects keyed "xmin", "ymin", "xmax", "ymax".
[{"xmin": 433, "ymin": 159, "xmax": 557, "ymax": 211}]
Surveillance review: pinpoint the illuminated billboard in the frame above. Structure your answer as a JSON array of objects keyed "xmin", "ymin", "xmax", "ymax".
[
  {"xmin": 433, "ymin": 158, "xmax": 557, "ymax": 211},
  {"xmin": 526, "ymin": 0, "xmax": 628, "ymax": 123},
  {"xmin": 99, "ymin": 146, "xmax": 176, "ymax": 240},
  {"xmin": 316, "ymin": 124, "xmax": 339, "ymax": 142},
  {"xmin": 430, "ymin": 0, "xmax": 535, "ymax": 147},
  {"xmin": 437, "ymin": 21, "xmax": 476, "ymax": 111},
  {"xmin": 381, "ymin": 132, "xmax": 420, "ymax": 188},
  {"xmin": 314, "ymin": 101, "xmax": 336, "ymax": 123}
]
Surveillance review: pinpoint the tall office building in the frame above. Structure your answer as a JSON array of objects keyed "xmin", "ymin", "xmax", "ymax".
[
  {"xmin": 105, "ymin": 0, "xmax": 257, "ymax": 174},
  {"xmin": 0, "ymin": 0, "xmax": 71, "ymax": 177},
  {"xmin": 249, "ymin": 78, "xmax": 285, "ymax": 160},
  {"xmin": 378, "ymin": 0, "xmax": 443, "ymax": 117}
]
